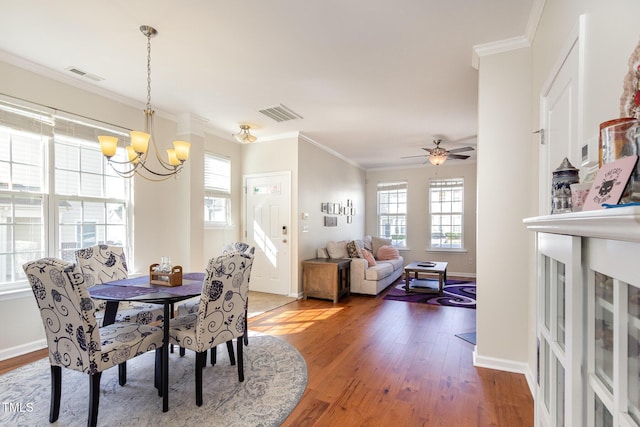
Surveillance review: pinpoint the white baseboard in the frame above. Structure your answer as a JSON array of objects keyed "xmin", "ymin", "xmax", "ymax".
[
  {"xmin": 473, "ymin": 346, "xmax": 536, "ymax": 398},
  {"xmin": 0, "ymin": 339, "xmax": 47, "ymax": 362}
]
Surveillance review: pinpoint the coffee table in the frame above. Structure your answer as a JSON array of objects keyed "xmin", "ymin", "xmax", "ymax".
[{"xmin": 404, "ymin": 261, "xmax": 448, "ymax": 295}]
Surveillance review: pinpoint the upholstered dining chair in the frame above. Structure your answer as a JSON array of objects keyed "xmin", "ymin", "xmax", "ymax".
[
  {"xmin": 177, "ymin": 241, "xmax": 255, "ymax": 356},
  {"xmin": 169, "ymin": 251, "xmax": 253, "ymax": 406},
  {"xmin": 23, "ymin": 257, "xmax": 163, "ymax": 427},
  {"xmin": 75, "ymin": 245, "xmax": 164, "ymax": 326}
]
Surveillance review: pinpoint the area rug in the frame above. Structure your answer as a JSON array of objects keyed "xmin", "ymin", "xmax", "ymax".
[
  {"xmin": 0, "ymin": 334, "xmax": 307, "ymax": 427},
  {"xmin": 383, "ymin": 279, "xmax": 476, "ymax": 309},
  {"xmin": 455, "ymin": 332, "xmax": 477, "ymax": 345}
]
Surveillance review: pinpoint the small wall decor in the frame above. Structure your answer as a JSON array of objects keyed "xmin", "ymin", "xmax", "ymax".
[{"xmin": 324, "ymin": 216, "xmax": 337, "ymax": 227}]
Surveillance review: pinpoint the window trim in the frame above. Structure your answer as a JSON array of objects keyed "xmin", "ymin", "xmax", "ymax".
[
  {"xmin": 428, "ymin": 177, "xmax": 464, "ymax": 251},
  {"xmin": 376, "ymin": 181, "xmax": 407, "ymax": 247},
  {"xmin": 204, "ymin": 152, "xmax": 232, "ymax": 228},
  {"xmin": 0, "ymin": 94, "xmax": 133, "ymax": 294}
]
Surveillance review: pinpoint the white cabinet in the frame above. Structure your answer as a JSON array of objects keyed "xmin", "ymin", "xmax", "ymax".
[{"xmin": 525, "ymin": 207, "xmax": 640, "ymax": 427}]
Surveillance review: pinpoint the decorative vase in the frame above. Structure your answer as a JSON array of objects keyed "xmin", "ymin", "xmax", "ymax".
[{"xmin": 551, "ymin": 157, "xmax": 579, "ymax": 214}]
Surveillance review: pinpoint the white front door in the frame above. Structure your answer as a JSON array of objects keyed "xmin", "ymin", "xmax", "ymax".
[{"xmin": 244, "ymin": 172, "xmax": 291, "ymax": 295}]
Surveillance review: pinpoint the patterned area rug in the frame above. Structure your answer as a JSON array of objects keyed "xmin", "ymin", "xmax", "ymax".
[
  {"xmin": 0, "ymin": 334, "xmax": 307, "ymax": 427},
  {"xmin": 383, "ymin": 279, "xmax": 476, "ymax": 309}
]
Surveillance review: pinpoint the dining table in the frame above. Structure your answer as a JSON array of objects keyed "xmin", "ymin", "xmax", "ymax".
[{"xmin": 88, "ymin": 272, "xmax": 205, "ymax": 412}]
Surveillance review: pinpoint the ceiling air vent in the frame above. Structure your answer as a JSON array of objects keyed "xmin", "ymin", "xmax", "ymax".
[
  {"xmin": 66, "ymin": 66, "xmax": 104, "ymax": 82},
  {"xmin": 258, "ymin": 104, "xmax": 303, "ymax": 122}
]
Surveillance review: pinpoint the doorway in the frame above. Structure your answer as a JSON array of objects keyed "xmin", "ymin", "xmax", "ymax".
[{"xmin": 243, "ymin": 172, "xmax": 291, "ymax": 295}]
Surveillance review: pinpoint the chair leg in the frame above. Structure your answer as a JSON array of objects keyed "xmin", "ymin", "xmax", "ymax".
[
  {"xmin": 88, "ymin": 371, "xmax": 102, "ymax": 427},
  {"xmin": 154, "ymin": 348, "xmax": 162, "ymax": 393},
  {"xmin": 244, "ymin": 307, "xmax": 249, "ymax": 346},
  {"xmin": 226, "ymin": 341, "xmax": 236, "ymax": 366},
  {"xmin": 237, "ymin": 336, "xmax": 244, "ymax": 382},
  {"xmin": 49, "ymin": 365, "xmax": 61, "ymax": 423},
  {"xmin": 179, "ymin": 347, "xmax": 185, "ymax": 357},
  {"xmin": 118, "ymin": 362, "xmax": 126, "ymax": 386},
  {"xmin": 195, "ymin": 351, "xmax": 205, "ymax": 406},
  {"xmin": 210, "ymin": 346, "xmax": 216, "ymax": 366}
]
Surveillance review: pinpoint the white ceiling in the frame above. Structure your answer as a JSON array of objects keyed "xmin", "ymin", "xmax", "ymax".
[{"xmin": 0, "ymin": 0, "xmax": 535, "ymax": 169}]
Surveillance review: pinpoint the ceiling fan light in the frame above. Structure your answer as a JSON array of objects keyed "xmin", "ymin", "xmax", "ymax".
[{"xmin": 429, "ymin": 153, "xmax": 447, "ymax": 166}]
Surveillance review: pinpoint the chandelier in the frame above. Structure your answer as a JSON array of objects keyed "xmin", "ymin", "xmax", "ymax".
[
  {"xmin": 233, "ymin": 124, "xmax": 257, "ymax": 143},
  {"xmin": 98, "ymin": 25, "xmax": 190, "ymax": 181}
]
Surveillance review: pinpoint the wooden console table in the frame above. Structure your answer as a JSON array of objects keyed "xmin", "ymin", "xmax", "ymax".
[{"xmin": 302, "ymin": 258, "xmax": 351, "ymax": 303}]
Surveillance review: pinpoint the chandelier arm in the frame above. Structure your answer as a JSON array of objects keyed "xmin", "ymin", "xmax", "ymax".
[
  {"xmin": 106, "ymin": 161, "xmax": 142, "ymax": 179},
  {"xmin": 147, "ymin": 114, "xmax": 181, "ymax": 171}
]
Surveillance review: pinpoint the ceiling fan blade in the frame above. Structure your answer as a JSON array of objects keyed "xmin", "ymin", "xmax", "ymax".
[
  {"xmin": 447, "ymin": 154, "xmax": 470, "ymax": 160},
  {"xmin": 400, "ymin": 154, "xmax": 428, "ymax": 159},
  {"xmin": 421, "ymin": 147, "xmax": 434, "ymax": 153},
  {"xmin": 447, "ymin": 146, "xmax": 475, "ymax": 154}
]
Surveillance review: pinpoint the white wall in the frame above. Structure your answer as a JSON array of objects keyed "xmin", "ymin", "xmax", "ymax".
[
  {"xmin": 365, "ymin": 163, "xmax": 477, "ymax": 276},
  {"xmin": 476, "ymin": 47, "xmax": 532, "ymax": 376},
  {"xmin": 297, "ymin": 137, "xmax": 366, "ymax": 290}
]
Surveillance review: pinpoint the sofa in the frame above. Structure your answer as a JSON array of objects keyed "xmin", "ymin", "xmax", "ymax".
[{"xmin": 317, "ymin": 236, "xmax": 404, "ymax": 296}]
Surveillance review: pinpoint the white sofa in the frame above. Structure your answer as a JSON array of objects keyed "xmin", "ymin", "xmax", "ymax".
[{"xmin": 317, "ymin": 237, "xmax": 404, "ymax": 296}]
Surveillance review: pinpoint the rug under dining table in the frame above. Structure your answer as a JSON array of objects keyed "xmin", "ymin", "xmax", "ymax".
[{"xmin": 0, "ymin": 334, "xmax": 307, "ymax": 427}]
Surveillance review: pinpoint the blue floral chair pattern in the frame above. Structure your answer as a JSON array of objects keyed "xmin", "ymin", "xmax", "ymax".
[
  {"xmin": 176, "ymin": 242, "xmax": 255, "ymax": 356},
  {"xmin": 169, "ymin": 252, "xmax": 253, "ymax": 406},
  {"xmin": 75, "ymin": 245, "xmax": 164, "ymax": 326},
  {"xmin": 23, "ymin": 257, "xmax": 163, "ymax": 427}
]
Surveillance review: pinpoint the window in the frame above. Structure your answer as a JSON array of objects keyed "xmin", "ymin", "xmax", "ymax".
[
  {"xmin": 0, "ymin": 95, "xmax": 132, "ymax": 291},
  {"xmin": 204, "ymin": 153, "xmax": 231, "ymax": 227},
  {"xmin": 377, "ymin": 181, "xmax": 407, "ymax": 246},
  {"xmin": 429, "ymin": 178, "xmax": 464, "ymax": 249}
]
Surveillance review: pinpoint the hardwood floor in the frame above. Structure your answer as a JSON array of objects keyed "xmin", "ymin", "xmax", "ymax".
[
  {"xmin": 249, "ymin": 284, "xmax": 533, "ymax": 426},
  {"xmin": 1, "ymin": 281, "xmax": 533, "ymax": 426}
]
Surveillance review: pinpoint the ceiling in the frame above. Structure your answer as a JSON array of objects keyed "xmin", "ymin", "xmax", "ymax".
[{"xmin": 0, "ymin": 0, "xmax": 535, "ymax": 169}]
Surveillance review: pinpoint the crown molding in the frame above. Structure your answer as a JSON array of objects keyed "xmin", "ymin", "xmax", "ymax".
[
  {"xmin": 298, "ymin": 133, "xmax": 364, "ymax": 170},
  {"xmin": 471, "ymin": 0, "xmax": 545, "ymax": 69}
]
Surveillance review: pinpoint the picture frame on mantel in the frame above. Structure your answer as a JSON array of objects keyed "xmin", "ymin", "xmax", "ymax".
[{"xmin": 582, "ymin": 155, "xmax": 638, "ymax": 210}]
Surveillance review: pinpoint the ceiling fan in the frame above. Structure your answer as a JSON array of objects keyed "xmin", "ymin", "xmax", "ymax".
[{"xmin": 402, "ymin": 139, "xmax": 475, "ymax": 166}]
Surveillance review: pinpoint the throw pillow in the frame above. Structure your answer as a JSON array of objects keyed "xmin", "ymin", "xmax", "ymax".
[
  {"xmin": 361, "ymin": 248, "xmax": 376, "ymax": 266},
  {"xmin": 371, "ymin": 236, "xmax": 392, "ymax": 257},
  {"xmin": 346, "ymin": 240, "xmax": 362, "ymax": 258},
  {"xmin": 377, "ymin": 245, "xmax": 400, "ymax": 260},
  {"xmin": 326, "ymin": 241, "xmax": 348, "ymax": 259},
  {"xmin": 363, "ymin": 235, "xmax": 373, "ymax": 252}
]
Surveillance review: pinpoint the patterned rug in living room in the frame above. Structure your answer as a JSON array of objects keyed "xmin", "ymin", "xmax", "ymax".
[{"xmin": 383, "ymin": 278, "xmax": 476, "ymax": 309}]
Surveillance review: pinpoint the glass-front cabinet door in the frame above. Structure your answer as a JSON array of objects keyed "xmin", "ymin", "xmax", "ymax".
[
  {"xmin": 536, "ymin": 232, "xmax": 581, "ymax": 427},
  {"xmin": 586, "ymin": 238, "xmax": 640, "ymax": 427}
]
